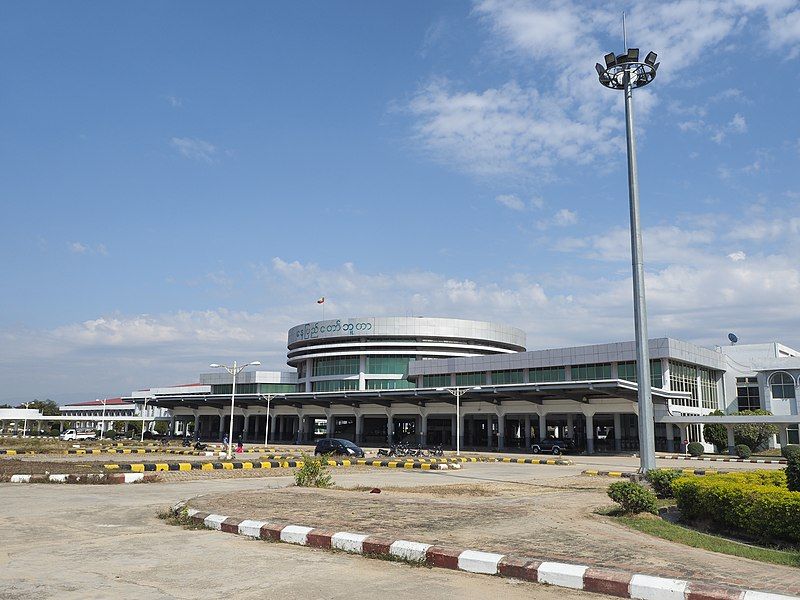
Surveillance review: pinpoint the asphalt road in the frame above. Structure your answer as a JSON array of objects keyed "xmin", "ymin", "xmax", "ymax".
[{"xmin": 0, "ymin": 475, "xmax": 616, "ymax": 600}]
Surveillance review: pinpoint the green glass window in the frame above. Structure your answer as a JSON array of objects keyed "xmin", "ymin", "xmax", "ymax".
[
  {"xmin": 571, "ymin": 363, "xmax": 612, "ymax": 380},
  {"xmin": 259, "ymin": 383, "xmax": 297, "ymax": 394},
  {"xmin": 366, "ymin": 379, "xmax": 415, "ymax": 390},
  {"xmin": 529, "ymin": 367, "xmax": 566, "ymax": 383},
  {"xmin": 297, "ymin": 361, "xmax": 307, "ymax": 379},
  {"xmin": 311, "ymin": 379, "xmax": 359, "ymax": 392},
  {"xmin": 313, "ymin": 357, "xmax": 359, "ymax": 377},
  {"xmin": 455, "ymin": 372, "xmax": 484, "ymax": 386},
  {"xmin": 422, "ymin": 374, "xmax": 451, "ymax": 388},
  {"xmin": 617, "ymin": 360, "xmax": 663, "ymax": 388},
  {"xmin": 366, "ymin": 355, "xmax": 410, "ymax": 375},
  {"xmin": 491, "ymin": 369, "xmax": 523, "ymax": 385}
]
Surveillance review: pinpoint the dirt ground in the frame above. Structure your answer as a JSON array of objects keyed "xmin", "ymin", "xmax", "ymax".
[{"xmin": 188, "ymin": 475, "xmax": 799, "ymax": 596}]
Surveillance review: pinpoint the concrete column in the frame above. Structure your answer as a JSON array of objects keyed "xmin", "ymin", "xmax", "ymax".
[
  {"xmin": 242, "ymin": 413, "xmax": 250, "ymax": 442},
  {"xmin": 567, "ymin": 413, "xmax": 574, "ymax": 439},
  {"xmin": 585, "ymin": 413, "xmax": 595, "ymax": 454},
  {"xmin": 726, "ymin": 425, "xmax": 735, "ymax": 455},
  {"xmin": 497, "ymin": 413, "xmax": 505, "ymax": 450},
  {"xmin": 460, "ymin": 414, "xmax": 467, "ymax": 448},
  {"xmin": 218, "ymin": 411, "xmax": 226, "ymax": 440},
  {"xmin": 666, "ymin": 424, "xmax": 675, "ymax": 453},
  {"xmin": 486, "ymin": 414, "xmax": 492, "ymax": 448},
  {"xmin": 538, "ymin": 413, "xmax": 547, "ymax": 441},
  {"xmin": 169, "ymin": 416, "xmax": 176, "ymax": 436},
  {"xmin": 613, "ymin": 413, "xmax": 622, "ymax": 452},
  {"xmin": 680, "ymin": 424, "xmax": 689, "ymax": 453},
  {"xmin": 193, "ymin": 412, "xmax": 200, "ymax": 438},
  {"xmin": 386, "ymin": 412, "xmax": 394, "ymax": 445},
  {"xmin": 325, "ymin": 410, "xmax": 334, "ymax": 438},
  {"xmin": 524, "ymin": 415, "xmax": 531, "ymax": 450},
  {"xmin": 779, "ymin": 425, "xmax": 789, "ymax": 448},
  {"xmin": 419, "ymin": 411, "xmax": 428, "ymax": 446},
  {"xmin": 355, "ymin": 412, "xmax": 363, "ymax": 445},
  {"xmin": 270, "ymin": 415, "xmax": 278, "ymax": 442},
  {"xmin": 451, "ymin": 414, "xmax": 457, "ymax": 449}
]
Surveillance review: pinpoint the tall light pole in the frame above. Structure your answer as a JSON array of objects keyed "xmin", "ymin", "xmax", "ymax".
[
  {"xmin": 596, "ymin": 46, "xmax": 659, "ymax": 473},
  {"xmin": 437, "ymin": 386, "xmax": 482, "ymax": 456},
  {"xmin": 140, "ymin": 396, "xmax": 153, "ymax": 443},
  {"xmin": 259, "ymin": 394, "xmax": 282, "ymax": 446},
  {"xmin": 210, "ymin": 360, "xmax": 261, "ymax": 459},
  {"xmin": 22, "ymin": 402, "xmax": 30, "ymax": 438},
  {"xmin": 99, "ymin": 398, "xmax": 108, "ymax": 440}
]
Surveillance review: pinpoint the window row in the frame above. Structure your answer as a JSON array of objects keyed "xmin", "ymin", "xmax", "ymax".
[
  {"xmin": 313, "ymin": 357, "xmax": 360, "ymax": 377},
  {"xmin": 211, "ymin": 383, "xmax": 298, "ymax": 395},
  {"xmin": 616, "ymin": 360, "xmax": 664, "ymax": 389},
  {"xmin": 311, "ymin": 379, "xmax": 359, "ymax": 392}
]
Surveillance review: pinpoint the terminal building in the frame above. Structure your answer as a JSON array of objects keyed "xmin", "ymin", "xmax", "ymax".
[{"xmin": 136, "ymin": 316, "xmax": 800, "ymax": 452}]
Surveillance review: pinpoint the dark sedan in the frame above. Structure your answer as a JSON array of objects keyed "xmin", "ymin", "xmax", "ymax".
[
  {"xmin": 314, "ymin": 438, "xmax": 365, "ymax": 458},
  {"xmin": 531, "ymin": 438, "xmax": 576, "ymax": 455}
]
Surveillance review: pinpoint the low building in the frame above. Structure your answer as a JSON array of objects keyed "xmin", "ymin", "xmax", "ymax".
[{"xmin": 136, "ymin": 316, "xmax": 800, "ymax": 451}]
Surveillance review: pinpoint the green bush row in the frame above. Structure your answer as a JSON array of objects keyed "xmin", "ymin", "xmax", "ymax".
[{"xmin": 673, "ymin": 473, "xmax": 800, "ymax": 543}]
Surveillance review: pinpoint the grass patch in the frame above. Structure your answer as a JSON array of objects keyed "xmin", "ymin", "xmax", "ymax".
[
  {"xmin": 157, "ymin": 507, "xmax": 208, "ymax": 530},
  {"xmin": 615, "ymin": 513, "xmax": 800, "ymax": 568}
]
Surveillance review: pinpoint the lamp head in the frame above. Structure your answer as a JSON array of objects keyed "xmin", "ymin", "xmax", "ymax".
[
  {"xmin": 209, "ymin": 363, "xmax": 221, "ymax": 368},
  {"xmin": 249, "ymin": 361, "xmax": 262, "ymax": 367},
  {"xmin": 596, "ymin": 48, "xmax": 658, "ymax": 90}
]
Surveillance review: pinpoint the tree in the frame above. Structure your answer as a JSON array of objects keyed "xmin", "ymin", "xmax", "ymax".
[
  {"xmin": 18, "ymin": 399, "xmax": 61, "ymax": 416},
  {"xmin": 703, "ymin": 410, "xmax": 777, "ymax": 452}
]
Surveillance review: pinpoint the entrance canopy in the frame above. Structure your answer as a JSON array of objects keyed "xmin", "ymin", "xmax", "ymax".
[{"xmin": 140, "ymin": 379, "xmax": 690, "ymax": 411}]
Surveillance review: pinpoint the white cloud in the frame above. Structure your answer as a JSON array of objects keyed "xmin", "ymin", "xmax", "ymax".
[
  {"xmin": 165, "ymin": 95, "xmax": 182, "ymax": 108},
  {"xmin": 553, "ymin": 208, "xmax": 578, "ymax": 226},
  {"xmin": 728, "ymin": 251, "xmax": 747, "ymax": 261},
  {"xmin": 170, "ymin": 137, "xmax": 217, "ymax": 163},
  {"xmin": 69, "ymin": 242, "xmax": 108, "ymax": 256},
  {"xmin": 496, "ymin": 194, "xmax": 526, "ymax": 211},
  {"xmin": 729, "ymin": 113, "xmax": 747, "ymax": 133}
]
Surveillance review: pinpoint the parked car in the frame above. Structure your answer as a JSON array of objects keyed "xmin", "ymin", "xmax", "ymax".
[
  {"xmin": 59, "ymin": 429, "xmax": 97, "ymax": 441},
  {"xmin": 531, "ymin": 437, "xmax": 575, "ymax": 455},
  {"xmin": 314, "ymin": 438, "xmax": 365, "ymax": 458}
]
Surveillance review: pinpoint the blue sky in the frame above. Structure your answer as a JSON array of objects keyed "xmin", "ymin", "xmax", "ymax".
[{"xmin": 1, "ymin": 1, "xmax": 799, "ymax": 404}]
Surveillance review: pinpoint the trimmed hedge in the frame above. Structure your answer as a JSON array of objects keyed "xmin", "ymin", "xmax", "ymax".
[
  {"xmin": 735, "ymin": 444, "xmax": 751, "ymax": 459},
  {"xmin": 687, "ymin": 442, "xmax": 704, "ymax": 457},
  {"xmin": 783, "ymin": 444, "xmax": 800, "ymax": 461},
  {"xmin": 608, "ymin": 481, "xmax": 658, "ymax": 514},
  {"xmin": 673, "ymin": 471, "xmax": 800, "ymax": 543},
  {"xmin": 645, "ymin": 468, "xmax": 683, "ymax": 498}
]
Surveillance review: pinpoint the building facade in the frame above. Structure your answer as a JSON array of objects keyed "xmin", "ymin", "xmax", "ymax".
[{"xmin": 137, "ymin": 316, "xmax": 799, "ymax": 452}]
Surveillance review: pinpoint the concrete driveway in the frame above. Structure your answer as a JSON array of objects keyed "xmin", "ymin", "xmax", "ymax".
[{"xmin": 0, "ymin": 476, "xmax": 615, "ymax": 600}]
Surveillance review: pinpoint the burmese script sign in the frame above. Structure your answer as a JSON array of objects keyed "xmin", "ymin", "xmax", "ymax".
[{"xmin": 292, "ymin": 319, "xmax": 374, "ymax": 341}]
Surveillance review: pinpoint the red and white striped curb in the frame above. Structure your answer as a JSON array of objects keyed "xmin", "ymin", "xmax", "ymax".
[
  {"xmin": 662, "ymin": 456, "xmax": 787, "ymax": 464},
  {"xmin": 7, "ymin": 473, "xmax": 154, "ymax": 484},
  {"xmin": 177, "ymin": 506, "xmax": 797, "ymax": 599}
]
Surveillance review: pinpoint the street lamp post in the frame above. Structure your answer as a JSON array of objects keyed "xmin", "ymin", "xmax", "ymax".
[
  {"xmin": 99, "ymin": 398, "xmax": 108, "ymax": 440},
  {"xmin": 260, "ymin": 394, "xmax": 282, "ymax": 447},
  {"xmin": 437, "ymin": 386, "xmax": 482, "ymax": 456},
  {"xmin": 22, "ymin": 402, "xmax": 30, "ymax": 438},
  {"xmin": 210, "ymin": 360, "xmax": 261, "ymax": 459},
  {"xmin": 596, "ymin": 47, "xmax": 659, "ymax": 473},
  {"xmin": 140, "ymin": 396, "xmax": 153, "ymax": 443}
]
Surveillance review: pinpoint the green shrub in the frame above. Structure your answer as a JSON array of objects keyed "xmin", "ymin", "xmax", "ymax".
[
  {"xmin": 687, "ymin": 442, "xmax": 704, "ymax": 457},
  {"xmin": 645, "ymin": 469, "xmax": 683, "ymax": 498},
  {"xmin": 607, "ymin": 481, "xmax": 658, "ymax": 514},
  {"xmin": 735, "ymin": 444, "xmax": 751, "ymax": 459},
  {"xmin": 703, "ymin": 410, "xmax": 778, "ymax": 453},
  {"xmin": 673, "ymin": 472, "xmax": 800, "ymax": 543},
  {"xmin": 294, "ymin": 452, "xmax": 333, "ymax": 488},
  {"xmin": 782, "ymin": 445, "xmax": 800, "ymax": 461},
  {"xmin": 787, "ymin": 455, "xmax": 800, "ymax": 493}
]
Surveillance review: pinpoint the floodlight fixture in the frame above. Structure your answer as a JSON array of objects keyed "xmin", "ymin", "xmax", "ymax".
[{"xmin": 596, "ymin": 47, "xmax": 658, "ymax": 90}]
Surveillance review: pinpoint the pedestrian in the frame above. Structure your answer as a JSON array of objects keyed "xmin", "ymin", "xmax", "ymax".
[{"xmin": 223, "ymin": 434, "xmax": 229, "ymax": 446}]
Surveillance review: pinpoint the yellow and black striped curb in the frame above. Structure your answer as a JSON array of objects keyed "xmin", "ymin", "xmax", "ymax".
[
  {"xmin": 103, "ymin": 458, "xmax": 461, "ymax": 472},
  {"xmin": 661, "ymin": 455, "xmax": 787, "ymax": 465},
  {"xmin": 261, "ymin": 454, "xmax": 573, "ymax": 466},
  {"xmin": 582, "ymin": 468, "xmax": 722, "ymax": 478},
  {"xmin": 1, "ymin": 446, "xmax": 302, "ymax": 456}
]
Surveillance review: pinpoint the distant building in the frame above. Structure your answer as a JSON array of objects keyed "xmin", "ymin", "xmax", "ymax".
[{"xmin": 136, "ymin": 316, "xmax": 800, "ymax": 451}]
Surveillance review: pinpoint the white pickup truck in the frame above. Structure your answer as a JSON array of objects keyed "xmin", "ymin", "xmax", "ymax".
[{"xmin": 59, "ymin": 429, "xmax": 97, "ymax": 441}]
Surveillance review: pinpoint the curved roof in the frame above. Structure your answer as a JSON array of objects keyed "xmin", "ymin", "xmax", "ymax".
[{"xmin": 287, "ymin": 317, "xmax": 526, "ymax": 351}]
